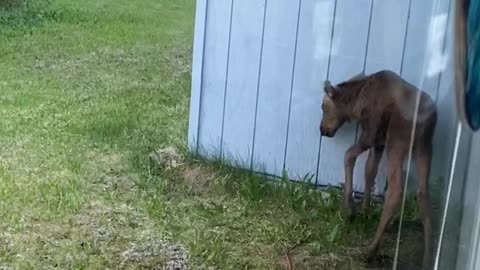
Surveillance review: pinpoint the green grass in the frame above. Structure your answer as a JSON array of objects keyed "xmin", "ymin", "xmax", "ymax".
[{"xmin": 0, "ymin": 1, "xmax": 426, "ymax": 269}]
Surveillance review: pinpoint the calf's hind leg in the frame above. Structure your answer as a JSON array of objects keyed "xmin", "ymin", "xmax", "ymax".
[
  {"xmin": 365, "ymin": 145, "xmax": 406, "ymax": 258},
  {"xmin": 415, "ymin": 143, "xmax": 433, "ymax": 269}
]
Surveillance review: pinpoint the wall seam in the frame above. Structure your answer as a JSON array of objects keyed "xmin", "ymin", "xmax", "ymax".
[
  {"xmin": 195, "ymin": 0, "xmax": 209, "ymax": 153},
  {"xmin": 283, "ymin": 0, "xmax": 303, "ymax": 178},
  {"xmin": 250, "ymin": 0, "xmax": 269, "ymax": 170},
  {"xmin": 219, "ymin": 0, "xmax": 236, "ymax": 159},
  {"xmin": 434, "ymin": 0, "xmax": 454, "ymax": 104},
  {"xmin": 315, "ymin": 0, "xmax": 338, "ymax": 185}
]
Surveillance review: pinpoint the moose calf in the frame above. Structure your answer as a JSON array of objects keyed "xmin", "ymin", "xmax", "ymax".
[{"xmin": 320, "ymin": 70, "xmax": 437, "ymax": 269}]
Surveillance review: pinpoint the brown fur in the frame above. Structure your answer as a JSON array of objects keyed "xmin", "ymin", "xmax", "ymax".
[{"xmin": 320, "ymin": 70, "xmax": 437, "ymax": 269}]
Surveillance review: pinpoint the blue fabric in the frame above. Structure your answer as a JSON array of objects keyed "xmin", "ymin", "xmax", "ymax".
[{"xmin": 466, "ymin": 0, "xmax": 480, "ymax": 130}]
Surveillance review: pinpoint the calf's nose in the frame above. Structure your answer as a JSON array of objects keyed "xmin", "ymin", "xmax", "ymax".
[{"xmin": 320, "ymin": 126, "xmax": 326, "ymax": 136}]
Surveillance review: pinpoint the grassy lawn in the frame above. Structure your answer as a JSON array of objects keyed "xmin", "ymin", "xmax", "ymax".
[{"xmin": 0, "ymin": 1, "xmax": 426, "ymax": 269}]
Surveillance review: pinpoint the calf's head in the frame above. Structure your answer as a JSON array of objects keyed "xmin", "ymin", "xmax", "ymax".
[{"xmin": 320, "ymin": 80, "xmax": 349, "ymax": 137}]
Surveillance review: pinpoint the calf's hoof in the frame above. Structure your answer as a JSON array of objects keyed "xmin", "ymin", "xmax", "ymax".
[
  {"xmin": 341, "ymin": 204, "xmax": 355, "ymax": 221},
  {"xmin": 359, "ymin": 204, "xmax": 370, "ymax": 218},
  {"xmin": 342, "ymin": 196, "xmax": 356, "ymax": 221},
  {"xmin": 364, "ymin": 244, "xmax": 379, "ymax": 261},
  {"xmin": 421, "ymin": 254, "xmax": 432, "ymax": 270}
]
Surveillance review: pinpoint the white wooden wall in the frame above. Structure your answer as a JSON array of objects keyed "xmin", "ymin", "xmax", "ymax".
[{"xmin": 188, "ymin": 0, "xmax": 457, "ymax": 195}]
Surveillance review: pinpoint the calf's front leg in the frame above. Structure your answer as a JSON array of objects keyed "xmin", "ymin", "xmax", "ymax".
[
  {"xmin": 362, "ymin": 145, "xmax": 384, "ymax": 216},
  {"xmin": 343, "ymin": 143, "xmax": 369, "ymax": 219}
]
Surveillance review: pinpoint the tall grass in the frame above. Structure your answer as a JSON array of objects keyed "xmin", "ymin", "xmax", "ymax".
[{"xmin": 0, "ymin": 0, "xmax": 54, "ymax": 26}]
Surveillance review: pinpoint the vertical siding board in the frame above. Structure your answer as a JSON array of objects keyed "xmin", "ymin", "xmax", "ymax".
[
  {"xmin": 221, "ymin": 0, "xmax": 267, "ymax": 168},
  {"xmin": 432, "ymin": 0, "xmax": 455, "ymax": 182},
  {"xmin": 283, "ymin": 0, "xmax": 303, "ymax": 178},
  {"xmin": 316, "ymin": 0, "xmax": 373, "ymax": 187},
  {"xmin": 425, "ymin": 3, "xmax": 466, "ymax": 261},
  {"xmin": 353, "ymin": 0, "xmax": 411, "ymax": 194},
  {"xmin": 284, "ymin": 0, "xmax": 336, "ymax": 181},
  {"xmin": 430, "ymin": 0, "xmax": 453, "ymax": 102},
  {"xmin": 395, "ymin": 2, "xmax": 452, "ymax": 198},
  {"xmin": 364, "ymin": 0, "xmax": 411, "ymax": 74},
  {"xmin": 188, "ymin": 0, "xmax": 208, "ymax": 151},
  {"xmin": 455, "ymin": 131, "xmax": 477, "ymax": 270},
  {"xmin": 401, "ymin": 0, "xmax": 436, "ymax": 91},
  {"xmin": 252, "ymin": 0, "xmax": 301, "ymax": 176},
  {"xmin": 190, "ymin": 0, "xmax": 459, "ymax": 196},
  {"xmin": 365, "ymin": 0, "xmax": 451, "ymax": 195},
  {"xmin": 437, "ymin": 40, "xmax": 472, "ymax": 268},
  {"xmin": 197, "ymin": 0, "xmax": 234, "ymax": 157}
]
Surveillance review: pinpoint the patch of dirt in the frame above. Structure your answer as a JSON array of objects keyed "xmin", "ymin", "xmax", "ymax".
[
  {"xmin": 278, "ymin": 223, "xmax": 424, "ymax": 270},
  {"xmin": 148, "ymin": 146, "xmax": 217, "ymax": 195},
  {"xmin": 283, "ymin": 248, "xmax": 344, "ymax": 270},
  {"xmin": 93, "ymin": 174, "xmax": 137, "ymax": 195},
  {"xmin": 90, "ymin": 152, "xmax": 138, "ymax": 197},
  {"xmin": 164, "ymin": 43, "xmax": 192, "ymax": 77},
  {"xmin": 30, "ymin": 48, "xmax": 142, "ymax": 73},
  {"xmin": 121, "ymin": 239, "xmax": 188, "ymax": 270},
  {"xmin": 96, "ymin": 152, "xmax": 128, "ymax": 173},
  {"xmin": 180, "ymin": 165, "xmax": 216, "ymax": 195},
  {"xmin": 149, "ymin": 146, "xmax": 184, "ymax": 171},
  {"xmin": 3, "ymin": 200, "xmax": 189, "ymax": 269},
  {"xmin": 73, "ymin": 201, "xmax": 189, "ymax": 269}
]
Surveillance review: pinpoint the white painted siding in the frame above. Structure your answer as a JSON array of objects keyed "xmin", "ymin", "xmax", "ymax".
[{"xmin": 189, "ymin": 0, "xmax": 456, "ymax": 195}]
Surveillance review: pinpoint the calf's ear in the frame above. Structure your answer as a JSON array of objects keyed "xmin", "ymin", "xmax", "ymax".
[{"xmin": 323, "ymin": 80, "xmax": 337, "ymax": 99}]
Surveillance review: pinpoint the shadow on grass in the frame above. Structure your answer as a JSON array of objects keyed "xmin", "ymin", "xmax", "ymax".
[{"xmin": 128, "ymin": 146, "xmax": 425, "ymax": 269}]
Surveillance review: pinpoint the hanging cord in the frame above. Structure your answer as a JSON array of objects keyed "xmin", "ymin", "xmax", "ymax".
[
  {"xmin": 390, "ymin": 0, "xmax": 416, "ymax": 268},
  {"xmin": 435, "ymin": 0, "xmax": 479, "ymax": 267},
  {"xmin": 391, "ymin": 0, "xmax": 449, "ymax": 268},
  {"xmin": 433, "ymin": 123, "xmax": 463, "ymax": 269},
  {"xmin": 392, "ymin": 90, "xmax": 421, "ymax": 269},
  {"xmin": 432, "ymin": 0, "xmax": 480, "ymax": 268}
]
